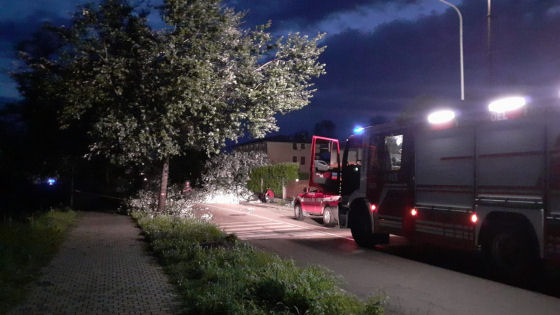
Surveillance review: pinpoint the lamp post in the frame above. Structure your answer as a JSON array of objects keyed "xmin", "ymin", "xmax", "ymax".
[
  {"xmin": 439, "ymin": 0, "xmax": 465, "ymax": 101},
  {"xmin": 487, "ymin": 0, "xmax": 493, "ymax": 86}
]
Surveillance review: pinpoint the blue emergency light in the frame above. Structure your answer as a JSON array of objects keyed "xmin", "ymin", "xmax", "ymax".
[{"xmin": 353, "ymin": 126, "xmax": 365, "ymax": 134}]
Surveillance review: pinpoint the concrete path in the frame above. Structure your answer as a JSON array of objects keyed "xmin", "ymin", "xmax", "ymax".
[
  {"xmin": 10, "ymin": 212, "xmax": 179, "ymax": 315},
  {"xmin": 210, "ymin": 203, "xmax": 560, "ymax": 315}
]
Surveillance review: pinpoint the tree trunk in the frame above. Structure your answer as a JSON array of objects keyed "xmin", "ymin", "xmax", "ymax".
[
  {"xmin": 70, "ymin": 163, "xmax": 75, "ymax": 209},
  {"xmin": 157, "ymin": 157, "xmax": 170, "ymax": 212}
]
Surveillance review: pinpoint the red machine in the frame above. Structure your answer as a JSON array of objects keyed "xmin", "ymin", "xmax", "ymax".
[{"xmin": 293, "ymin": 136, "xmax": 341, "ymax": 226}]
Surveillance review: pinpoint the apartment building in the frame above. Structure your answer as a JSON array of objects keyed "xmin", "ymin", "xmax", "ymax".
[{"xmin": 234, "ymin": 136, "xmax": 311, "ymax": 175}]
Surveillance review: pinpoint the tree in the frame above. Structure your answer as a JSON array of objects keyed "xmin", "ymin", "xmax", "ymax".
[
  {"xmin": 313, "ymin": 120, "xmax": 336, "ymax": 138},
  {"xmin": 16, "ymin": 0, "xmax": 326, "ymax": 211},
  {"xmin": 292, "ymin": 130, "xmax": 310, "ymax": 142},
  {"xmin": 13, "ymin": 26, "xmax": 88, "ymax": 179}
]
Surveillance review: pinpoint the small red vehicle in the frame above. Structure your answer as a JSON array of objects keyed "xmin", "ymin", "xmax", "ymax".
[{"xmin": 294, "ymin": 136, "xmax": 341, "ymax": 226}]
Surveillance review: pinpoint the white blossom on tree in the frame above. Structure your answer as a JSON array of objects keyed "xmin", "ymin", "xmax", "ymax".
[
  {"xmin": 17, "ymin": 0, "xmax": 326, "ymax": 212},
  {"xmin": 201, "ymin": 151, "xmax": 270, "ymax": 200}
]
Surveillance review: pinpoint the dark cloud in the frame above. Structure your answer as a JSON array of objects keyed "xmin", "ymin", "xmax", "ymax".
[
  {"xmin": 230, "ymin": 0, "xmax": 376, "ymax": 27},
  {"xmin": 0, "ymin": 11, "xmax": 70, "ymax": 100},
  {"xmin": 0, "ymin": 12, "xmax": 69, "ymax": 57},
  {"xmin": 228, "ymin": 0, "xmax": 423, "ymax": 33},
  {"xmin": 1, "ymin": 0, "xmax": 559, "ymax": 138},
  {"xmin": 274, "ymin": 0, "xmax": 560, "ymax": 138}
]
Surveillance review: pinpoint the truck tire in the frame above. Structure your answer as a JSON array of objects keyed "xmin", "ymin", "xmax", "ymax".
[
  {"xmin": 483, "ymin": 225, "xmax": 537, "ymax": 280},
  {"xmin": 350, "ymin": 209, "xmax": 388, "ymax": 248},
  {"xmin": 294, "ymin": 204, "xmax": 304, "ymax": 220},
  {"xmin": 322, "ymin": 207, "xmax": 336, "ymax": 227}
]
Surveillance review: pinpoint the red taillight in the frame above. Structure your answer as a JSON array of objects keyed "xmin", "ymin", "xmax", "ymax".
[
  {"xmin": 370, "ymin": 204, "xmax": 377, "ymax": 212},
  {"xmin": 411, "ymin": 208, "xmax": 417, "ymax": 216},
  {"xmin": 471, "ymin": 213, "xmax": 478, "ymax": 223}
]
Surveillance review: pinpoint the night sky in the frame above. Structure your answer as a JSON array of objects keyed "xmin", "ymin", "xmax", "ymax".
[{"xmin": 1, "ymin": 0, "xmax": 559, "ymax": 139}]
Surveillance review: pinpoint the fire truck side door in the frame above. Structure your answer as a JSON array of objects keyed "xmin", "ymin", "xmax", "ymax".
[
  {"xmin": 310, "ymin": 136, "xmax": 340, "ymax": 195},
  {"xmin": 341, "ymin": 134, "xmax": 366, "ymax": 198},
  {"xmin": 376, "ymin": 133, "xmax": 414, "ymax": 233}
]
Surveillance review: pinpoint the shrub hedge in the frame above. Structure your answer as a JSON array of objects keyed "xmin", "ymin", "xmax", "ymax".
[
  {"xmin": 132, "ymin": 212, "xmax": 384, "ymax": 314},
  {"xmin": 247, "ymin": 163, "xmax": 299, "ymax": 195}
]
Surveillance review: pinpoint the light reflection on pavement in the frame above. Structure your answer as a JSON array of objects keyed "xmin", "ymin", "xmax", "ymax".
[{"xmin": 208, "ymin": 203, "xmax": 354, "ymax": 241}]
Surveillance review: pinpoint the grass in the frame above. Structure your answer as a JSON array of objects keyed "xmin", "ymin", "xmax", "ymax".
[
  {"xmin": 132, "ymin": 212, "xmax": 384, "ymax": 314},
  {"xmin": 0, "ymin": 209, "xmax": 76, "ymax": 313},
  {"xmin": 272, "ymin": 199, "xmax": 294, "ymax": 207}
]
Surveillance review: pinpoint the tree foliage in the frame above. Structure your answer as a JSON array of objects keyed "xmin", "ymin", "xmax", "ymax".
[
  {"xmin": 13, "ymin": 26, "xmax": 90, "ymax": 177},
  {"xmin": 15, "ymin": 0, "xmax": 326, "ymax": 211},
  {"xmin": 17, "ymin": 0, "xmax": 326, "ymax": 166}
]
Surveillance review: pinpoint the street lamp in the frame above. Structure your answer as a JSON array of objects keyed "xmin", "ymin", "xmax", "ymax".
[{"xmin": 439, "ymin": 0, "xmax": 465, "ymax": 101}]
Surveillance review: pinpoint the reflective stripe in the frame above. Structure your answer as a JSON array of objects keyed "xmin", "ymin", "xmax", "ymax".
[
  {"xmin": 379, "ymin": 220, "xmax": 401, "ymax": 228},
  {"xmin": 379, "ymin": 214, "xmax": 402, "ymax": 221}
]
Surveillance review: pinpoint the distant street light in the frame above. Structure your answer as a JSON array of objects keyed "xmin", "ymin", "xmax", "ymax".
[{"xmin": 439, "ymin": 0, "xmax": 465, "ymax": 101}]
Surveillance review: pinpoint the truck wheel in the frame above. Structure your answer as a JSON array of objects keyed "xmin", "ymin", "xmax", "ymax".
[
  {"xmin": 322, "ymin": 207, "xmax": 336, "ymax": 227},
  {"xmin": 294, "ymin": 204, "xmax": 304, "ymax": 220},
  {"xmin": 350, "ymin": 209, "xmax": 388, "ymax": 248},
  {"xmin": 484, "ymin": 225, "xmax": 536, "ymax": 279}
]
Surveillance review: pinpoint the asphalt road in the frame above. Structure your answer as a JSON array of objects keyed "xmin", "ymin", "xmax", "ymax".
[{"xmin": 207, "ymin": 202, "xmax": 560, "ymax": 315}]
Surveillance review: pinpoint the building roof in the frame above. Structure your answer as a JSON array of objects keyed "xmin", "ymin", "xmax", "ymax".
[{"xmin": 235, "ymin": 135, "xmax": 312, "ymax": 146}]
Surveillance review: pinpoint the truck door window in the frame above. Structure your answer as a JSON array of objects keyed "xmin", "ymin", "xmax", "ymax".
[
  {"xmin": 384, "ymin": 135, "xmax": 403, "ymax": 171},
  {"xmin": 311, "ymin": 138, "xmax": 339, "ymax": 193},
  {"xmin": 342, "ymin": 136, "xmax": 363, "ymax": 195}
]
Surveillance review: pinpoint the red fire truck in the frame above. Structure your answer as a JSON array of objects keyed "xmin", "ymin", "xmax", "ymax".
[{"xmin": 294, "ymin": 96, "xmax": 560, "ymax": 275}]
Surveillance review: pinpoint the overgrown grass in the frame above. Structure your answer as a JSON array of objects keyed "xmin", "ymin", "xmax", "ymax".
[
  {"xmin": 0, "ymin": 209, "xmax": 76, "ymax": 313},
  {"xmin": 132, "ymin": 212, "xmax": 384, "ymax": 314}
]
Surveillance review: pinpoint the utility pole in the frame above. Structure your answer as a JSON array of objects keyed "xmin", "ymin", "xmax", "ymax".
[
  {"xmin": 439, "ymin": 0, "xmax": 465, "ymax": 101},
  {"xmin": 487, "ymin": 0, "xmax": 494, "ymax": 87}
]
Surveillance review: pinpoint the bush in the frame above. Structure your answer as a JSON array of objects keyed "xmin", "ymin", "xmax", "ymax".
[
  {"xmin": 125, "ymin": 151, "xmax": 270, "ymax": 217},
  {"xmin": 125, "ymin": 186, "xmax": 193, "ymax": 217},
  {"xmin": 247, "ymin": 163, "xmax": 299, "ymax": 195},
  {"xmin": 123, "ymin": 186, "xmax": 216, "ymax": 221},
  {"xmin": 132, "ymin": 212, "xmax": 384, "ymax": 314},
  {"xmin": 0, "ymin": 209, "xmax": 76, "ymax": 313},
  {"xmin": 202, "ymin": 151, "xmax": 269, "ymax": 199}
]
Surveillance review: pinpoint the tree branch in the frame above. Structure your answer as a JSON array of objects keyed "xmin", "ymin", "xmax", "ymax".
[{"xmin": 255, "ymin": 58, "xmax": 278, "ymax": 72}]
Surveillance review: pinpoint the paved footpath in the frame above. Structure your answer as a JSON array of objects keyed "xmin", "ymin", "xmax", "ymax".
[{"xmin": 10, "ymin": 212, "xmax": 179, "ymax": 315}]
